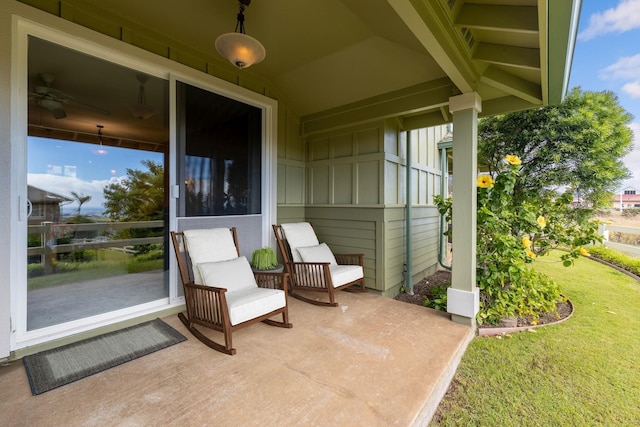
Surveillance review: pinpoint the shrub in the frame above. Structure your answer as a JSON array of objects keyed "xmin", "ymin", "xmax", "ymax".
[
  {"xmin": 621, "ymin": 208, "xmax": 640, "ymax": 217},
  {"xmin": 587, "ymin": 245, "xmax": 640, "ymax": 276},
  {"xmin": 27, "ymin": 263, "xmax": 44, "ymax": 278},
  {"xmin": 133, "ymin": 248, "xmax": 164, "ymax": 262},
  {"xmin": 423, "ymin": 285, "xmax": 448, "ymax": 311},
  {"xmin": 435, "ymin": 155, "xmax": 602, "ymax": 324},
  {"xmin": 60, "ymin": 249, "xmax": 96, "ymax": 263}
]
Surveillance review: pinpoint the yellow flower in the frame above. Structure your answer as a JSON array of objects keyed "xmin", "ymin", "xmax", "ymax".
[
  {"xmin": 522, "ymin": 236, "xmax": 532, "ymax": 249},
  {"xmin": 605, "ymin": 220, "xmax": 613, "ymax": 225},
  {"xmin": 579, "ymin": 247, "xmax": 590, "ymax": 257},
  {"xmin": 537, "ymin": 216, "xmax": 547, "ymax": 229},
  {"xmin": 477, "ymin": 175, "xmax": 494, "ymax": 188},
  {"xmin": 505, "ymin": 155, "xmax": 522, "ymax": 165},
  {"xmin": 526, "ymin": 249, "xmax": 536, "ymax": 259}
]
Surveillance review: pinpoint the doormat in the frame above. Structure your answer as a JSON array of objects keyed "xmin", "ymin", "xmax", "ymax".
[{"xmin": 23, "ymin": 318, "xmax": 187, "ymax": 395}]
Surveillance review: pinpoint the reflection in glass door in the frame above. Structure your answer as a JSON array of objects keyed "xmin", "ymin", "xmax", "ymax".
[{"xmin": 26, "ymin": 36, "xmax": 170, "ymax": 330}]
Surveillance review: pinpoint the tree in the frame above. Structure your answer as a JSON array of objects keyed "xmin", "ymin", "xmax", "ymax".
[
  {"xmin": 103, "ymin": 160, "xmax": 165, "ymax": 254},
  {"xmin": 103, "ymin": 160, "xmax": 165, "ymax": 221},
  {"xmin": 478, "ymin": 88, "xmax": 634, "ymax": 209},
  {"xmin": 70, "ymin": 191, "xmax": 91, "ymax": 216}
]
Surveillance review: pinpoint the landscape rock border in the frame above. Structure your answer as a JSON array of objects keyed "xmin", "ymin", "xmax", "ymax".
[{"xmin": 477, "ymin": 297, "xmax": 574, "ymax": 337}]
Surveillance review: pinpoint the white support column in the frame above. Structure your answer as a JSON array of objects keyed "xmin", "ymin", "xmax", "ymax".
[{"xmin": 447, "ymin": 92, "xmax": 481, "ymax": 326}]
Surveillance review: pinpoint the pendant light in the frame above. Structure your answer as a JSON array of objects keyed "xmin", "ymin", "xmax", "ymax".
[
  {"xmin": 215, "ymin": 0, "xmax": 266, "ymax": 68},
  {"xmin": 92, "ymin": 125, "xmax": 108, "ymax": 155},
  {"xmin": 127, "ymin": 73, "xmax": 154, "ymax": 120}
]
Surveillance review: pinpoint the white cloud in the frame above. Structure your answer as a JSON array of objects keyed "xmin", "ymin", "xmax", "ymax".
[
  {"xmin": 600, "ymin": 54, "xmax": 640, "ymax": 80},
  {"xmin": 600, "ymin": 55, "xmax": 640, "ymax": 101},
  {"xmin": 622, "ymin": 82, "xmax": 640, "ymax": 98},
  {"xmin": 579, "ymin": 0, "xmax": 640, "ymax": 41},
  {"xmin": 28, "ymin": 173, "xmax": 125, "ymax": 209}
]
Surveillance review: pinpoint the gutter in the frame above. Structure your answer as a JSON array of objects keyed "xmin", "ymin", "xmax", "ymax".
[
  {"xmin": 437, "ymin": 128, "xmax": 453, "ymax": 270},
  {"xmin": 405, "ymin": 131, "xmax": 413, "ymax": 294}
]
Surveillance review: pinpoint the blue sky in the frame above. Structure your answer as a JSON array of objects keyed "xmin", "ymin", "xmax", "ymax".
[
  {"xmin": 28, "ymin": 137, "xmax": 162, "ymax": 210},
  {"xmin": 570, "ymin": 0, "xmax": 640, "ymax": 190}
]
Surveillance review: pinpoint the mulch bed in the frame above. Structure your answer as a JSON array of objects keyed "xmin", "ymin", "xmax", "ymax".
[{"xmin": 394, "ymin": 270, "xmax": 572, "ymax": 328}]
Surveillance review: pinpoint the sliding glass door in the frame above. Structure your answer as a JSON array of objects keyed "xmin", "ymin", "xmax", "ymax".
[
  {"xmin": 14, "ymin": 17, "xmax": 276, "ymax": 351},
  {"xmin": 26, "ymin": 36, "xmax": 170, "ymax": 331}
]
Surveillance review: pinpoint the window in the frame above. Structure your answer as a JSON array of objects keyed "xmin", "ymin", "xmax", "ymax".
[{"xmin": 177, "ymin": 82, "xmax": 261, "ymax": 217}]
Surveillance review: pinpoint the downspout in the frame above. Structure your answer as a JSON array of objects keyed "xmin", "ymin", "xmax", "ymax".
[
  {"xmin": 405, "ymin": 131, "xmax": 413, "ymax": 294},
  {"xmin": 437, "ymin": 128, "xmax": 453, "ymax": 270}
]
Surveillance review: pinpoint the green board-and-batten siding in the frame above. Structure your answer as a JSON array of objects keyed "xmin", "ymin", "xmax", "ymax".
[{"xmin": 292, "ymin": 120, "xmax": 448, "ymax": 297}]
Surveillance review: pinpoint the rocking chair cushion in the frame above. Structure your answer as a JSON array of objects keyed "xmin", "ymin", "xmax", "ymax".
[
  {"xmin": 330, "ymin": 264, "xmax": 364, "ymax": 287},
  {"xmin": 281, "ymin": 222, "xmax": 319, "ymax": 262},
  {"xmin": 297, "ymin": 243, "xmax": 338, "ymax": 266},
  {"xmin": 226, "ymin": 287, "xmax": 286, "ymax": 326},
  {"xmin": 184, "ymin": 228, "xmax": 239, "ymax": 284},
  {"xmin": 197, "ymin": 256, "xmax": 257, "ymax": 293}
]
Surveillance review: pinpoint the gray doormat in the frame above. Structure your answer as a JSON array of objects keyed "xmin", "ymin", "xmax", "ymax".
[{"xmin": 23, "ymin": 318, "xmax": 187, "ymax": 395}]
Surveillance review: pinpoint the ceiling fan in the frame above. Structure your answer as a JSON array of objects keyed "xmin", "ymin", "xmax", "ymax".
[{"xmin": 30, "ymin": 73, "xmax": 111, "ymax": 119}]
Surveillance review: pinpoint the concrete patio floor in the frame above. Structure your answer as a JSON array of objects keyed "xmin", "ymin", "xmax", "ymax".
[{"xmin": 0, "ymin": 290, "xmax": 474, "ymax": 426}]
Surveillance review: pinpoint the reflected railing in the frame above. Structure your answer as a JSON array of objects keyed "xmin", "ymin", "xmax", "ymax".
[{"xmin": 28, "ymin": 220, "xmax": 164, "ymax": 275}]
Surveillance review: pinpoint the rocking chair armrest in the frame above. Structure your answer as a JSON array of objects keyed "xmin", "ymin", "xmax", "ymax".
[
  {"xmin": 253, "ymin": 271, "xmax": 289, "ymax": 292},
  {"xmin": 183, "ymin": 281, "xmax": 228, "ymax": 294},
  {"xmin": 288, "ymin": 261, "xmax": 331, "ymax": 269},
  {"xmin": 334, "ymin": 253, "xmax": 364, "ymax": 266}
]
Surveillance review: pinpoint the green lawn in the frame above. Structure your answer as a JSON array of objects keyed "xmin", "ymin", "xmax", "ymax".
[
  {"xmin": 432, "ymin": 251, "xmax": 640, "ymax": 426},
  {"xmin": 28, "ymin": 249, "xmax": 163, "ymax": 290}
]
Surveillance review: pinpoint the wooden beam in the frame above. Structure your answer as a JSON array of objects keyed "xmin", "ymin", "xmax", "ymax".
[
  {"xmin": 402, "ymin": 111, "xmax": 450, "ymax": 131},
  {"xmin": 480, "ymin": 66, "xmax": 542, "ymax": 104},
  {"xmin": 388, "ymin": 0, "xmax": 477, "ymax": 93},
  {"xmin": 473, "ymin": 43, "xmax": 540, "ymax": 70},
  {"xmin": 456, "ymin": 5, "xmax": 538, "ymax": 33},
  {"xmin": 440, "ymin": 106, "xmax": 451, "ymax": 122},
  {"xmin": 301, "ymin": 78, "xmax": 454, "ymax": 135},
  {"xmin": 480, "ymin": 95, "xmax": 539, "ymax": 118}
]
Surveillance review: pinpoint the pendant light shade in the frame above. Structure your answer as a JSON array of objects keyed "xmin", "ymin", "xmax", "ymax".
[
  {"xmin": 215, "ymin": 0, "xmax": 265, "ymax": 69},
  {"xmin": 215, "ymin": 33, "xmax": 265, "ymax": 68},
  {"xmin": 127, "ymin": 73, "xmax": 155, "ymax": 120}
]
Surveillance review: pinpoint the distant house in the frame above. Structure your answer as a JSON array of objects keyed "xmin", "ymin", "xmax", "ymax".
[
  {"xmin": 612, "ymin": 187, "xmax": 640, "ymax": 210},
  {"xmin": 27, "ymin": 185, "xmax": 72, "ymax": 226}
]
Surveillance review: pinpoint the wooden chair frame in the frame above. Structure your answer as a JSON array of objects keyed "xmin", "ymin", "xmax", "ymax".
[
  {"xmin": 273, "ymin": 223, "xmax": 366, "ymax": 307},
  {"xmin": 171, "ymin": 229, "xmax": 292, "ymax": 355}
]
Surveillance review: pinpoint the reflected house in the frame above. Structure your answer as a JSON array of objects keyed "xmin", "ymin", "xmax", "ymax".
[{"xmin": 26, "ymin": 185, "xmax": 72, "ymax": 226}]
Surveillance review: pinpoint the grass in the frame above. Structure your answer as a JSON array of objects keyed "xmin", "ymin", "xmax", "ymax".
[
  {"xmin": 28, "ymin": 249, "xmax": 163, "ymax": 290},
  {"xmin": 431, "ymin": 251, "xmax": 640, "ymax": 426}
]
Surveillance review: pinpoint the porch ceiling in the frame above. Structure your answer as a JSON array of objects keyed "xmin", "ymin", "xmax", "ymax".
[{"xmin": 24, "ymin": 0, "xmax": 580, "ymax": 141}]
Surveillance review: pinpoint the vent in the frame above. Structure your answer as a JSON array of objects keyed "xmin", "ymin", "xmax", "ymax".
[{"xmin": 460, "ymin": 27, "xmax": 475, "ymax": 49}]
